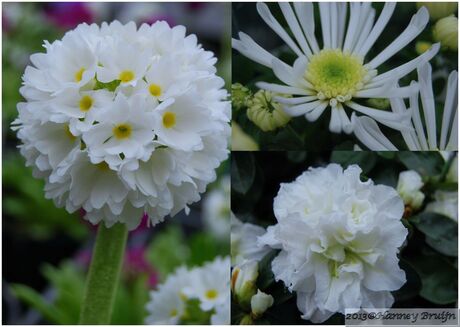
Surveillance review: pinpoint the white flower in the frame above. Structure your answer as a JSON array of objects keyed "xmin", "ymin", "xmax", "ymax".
[
  {"xmin": 203, "ymin": 176, "xmax": 231, "ymax": 239},
  {"xmin": 259, "ymin": 163, "xmax": 407, "ymax": 323},
  {"xmin": 231, "ymin": 214, "xmax": 271, "ymax": 266},
  {"xmin": 183, "ymin": 256, "xmax": 230, "ymax": 312},
  {"xmin": 353, "ymin": 63, "xmax": 458, "ymax": 151},
  {"xmin": 397, "ymin": 170, "xmax": 425, "ymax": 210},
  {"xmin": 426, "ymin": 190, "xmax": 458, "ymax": 222},
  {"xmin": 145, "ymin": 256, "xmax": 230, "ymax": 325},
  {"xmin": 251, "ymin": 290, "xmax": 274, "ymax": 317},
  {"xmin": 145, "ymin": 266, "xmax": 190, "ymax": 325},
  {"xmin": 233, "ymin": 3, "xmax": 439, "ymax": 134},
  {"xmin": 12, "ymin": 21, "xmax": 230, "ymax": 230}
]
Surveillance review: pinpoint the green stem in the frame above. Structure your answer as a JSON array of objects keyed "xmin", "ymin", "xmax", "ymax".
[{"xmin": 79, "ymin": 223, "xmax": 128, "ymax": 324}]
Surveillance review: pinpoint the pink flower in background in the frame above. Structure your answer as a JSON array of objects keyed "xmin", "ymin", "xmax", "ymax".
[
  {"xmin": 44, "ymin": 3, "xmax": 93, "ymax": 29},
  {"xmin": 75, "ymin": 245, "xmax": 158, "ymax": 288}
]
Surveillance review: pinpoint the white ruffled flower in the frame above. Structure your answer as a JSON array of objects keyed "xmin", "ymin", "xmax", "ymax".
[
  {"xmin": 259, "ymin": 163, "xmax": 407, "ymax": 323},
  {"xmin": 233, "ymin": 3, "xmax": 438, "ymax": 134},
  {"xmin": 231, "ymin": 214, "xmax": 271, "ymax": 266},
  {"xmin": 353, "ymin": 63, "xmax": 458, "ymax": 151},
  {"xmin": 145, "ymin": 256, "xmax": 230, "ymax": 325},
  {"xmin": 426, "ymin": 190, "xmax": 458, "ymax": 222},
  {"xmin": 12, "ymin": 21, "xmax": 230, "ymax": 230},
  {"xmin": 203, "ymin": 176, "xmax": 231, "ymax": 239},
  {"xmin": 397, "ymin": 170, "xmax": 425, "ymax": 210}
]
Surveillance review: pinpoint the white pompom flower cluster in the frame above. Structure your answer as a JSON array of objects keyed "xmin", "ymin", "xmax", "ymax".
[
  {"xmin": 259, "ymin": 164, "xmax": 408, "ymax": 323},
  {"xmin": 12, "ymin": 21, "xmax": 230, "ymax": 229},
  {"xmin": 145, "ymin": 256, "xmax": 230, "ymax": 325}
]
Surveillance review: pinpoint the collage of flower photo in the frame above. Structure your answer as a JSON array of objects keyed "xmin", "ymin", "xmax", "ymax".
[{"xmin": 2, "ymin": 1, "xmax": 459, "ymax": 326}]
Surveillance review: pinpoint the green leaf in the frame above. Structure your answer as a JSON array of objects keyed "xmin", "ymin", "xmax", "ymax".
[
  {"xmin": 286, "ymin": 151, "xmax": 307, "ymax": 163},
  {"xmin": 330, "ymin": 151, "xmax": 377, "ymax": 174},
  {"xmin": 256, "ymin": 251, "xmax": 278, "ymax": 290},
  {"xmin": 11, "ymin": 284, "xmax": 68, "ymax": 324},
  {"xmin": 409, "ymin": 253, "xmax": 457, "ymax": 304},
  {"xmin": 411, "ymin": 212, "xmax": 458, "ymax": 257},
  {"xmin": 232, "ymin": 152, "xmax": 255, "ymax": 194},
  {"xmin": 392, "ymin": 260, "xmax": 422, "ymax": 302},
  {"xmin": 397, "ymin": 152, "xmax": 444, "ymax": 176}
]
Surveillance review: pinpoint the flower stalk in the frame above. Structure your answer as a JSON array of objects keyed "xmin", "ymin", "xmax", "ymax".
[{"xmin": 79, "ymin": 223, "xmax": 128, "ymax": 324}]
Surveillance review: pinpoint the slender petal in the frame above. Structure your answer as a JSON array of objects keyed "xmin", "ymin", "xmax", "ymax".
[
  {"xmin": 390, "ymin": 97, "xmax": 420, "ymax": 151},
  {"xmin": 351, "ymin": 114, "xmax": 397, "ymax": 151},
  {"xmin": 337, "ymin": 3, "xmax": 348, "ymax": 49},
  {"xmin": 417, "ymin": 63, "xmax": 437, "ymax": 149},
  {"xmin": 353, "ymin": 9, "xmax": 376, "ymax": 55},
  {"xmin": 367, "ymin": 43, "xmax": 440, "ymax": 87},
  {"xmin": 283, "ymin": 100, "xmax": 326, "ymax": 117},
  {"xmin": 305, "ymin": 102, "xmax": 329, "ymax": 122},
  {"xmin": 343, "ymin": 2, "xmax": 363, "ymax": 52},
  {"xmin": 232, "ymin": 32, "xmax": 280, "ymax": 68},
  {"xmin": 257, "ymin": 3, "xmax": 304, "ymax": 58},
  {"xmin": 356, "ymin": 83, "xmax": 419, "ymax": 98},
  {"xmin": 408, "ymin": 84, "xmax": 429, "ymax": 150},
  {"xmin": 440, "ymin": 70, "xmax": 458, "ymax": 149},
  {"xmin": 329, "ymin": 105, "xmax": 342, "ymax": 133},
  {"xmin": 367, "ymin": 7, "xmax": 429, "ymax": 69},
  {"xmin": 447, "ymin": 110, "xmax": 458, "ymax": 150},
  {"xmin": 256, "ymin": 82, "xmax": 311, "ymax": 96},
  {"xmin": 279, "ymin": 3, "xmax": 312, "ymax": 57},
  {"xmin": 274, "ymin": 96, "xmax": 318, "ymax": 105},
  {"xmin": 356, "ymin": 3, "xmax": 396, "ymax": 58},
  {"xmin": 293, "ymin": 2, "xmax": 320, "ymax": 53},
  {"xmin": 319, "ymin": 3, "xmax": 331, "ymax": 49}
]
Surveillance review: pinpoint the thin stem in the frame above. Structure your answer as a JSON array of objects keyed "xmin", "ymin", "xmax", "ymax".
[{"xmin": 79, "ymin": 223, "xmax": 128, "ymax": 324}]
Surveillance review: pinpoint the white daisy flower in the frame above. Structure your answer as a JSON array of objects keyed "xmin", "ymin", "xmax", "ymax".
[
  {"xmin": 203, "ymin": 175, "xmax": 231, "ymax": 240},
  {"xmin": 145, "ymin": 256, "xmax": 230, "ymax": 325},
  {"xmin": 259, "ymin": 164, "xmax": 407, "ymax": 323},
  {"xmin": 12, "ymin": 21, "xmax": 230, "ymax": 230},
  {"xmin": 145, "ymin": 266, "xmax": 191, "ymax": 325},
  {"xmin": 231, "ymin": 214, "xmax": 271, "ymax": 266},
  {"xmin": 183, "ymin": 256, "xmax": 231, "ymax": 311},
  {"xmin": 353, "ymin": 63, "xmax": 458, "ymax": 150},
  {"xmin": 233, "ymin": 3, "xmax": 440, "ymax": 134}
]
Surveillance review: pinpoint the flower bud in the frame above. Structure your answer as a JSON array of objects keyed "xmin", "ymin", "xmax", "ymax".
[
  {"xmin": 250, "ymin": 290, "xmax": 274, "ymax": 317},
  {"xmin": 446, "ymin": 156, "xmax": 458, "ymax": 183},
  {"xmin": 397, "ymin": 170, "xmax": 425, "ymax": 210},
  {"xmin": 433, "ymin": 15, "xmax": 458, "ymax": 51},
  {"xmin": 232, "ymin": 123, "xmax": 259, "ymax": 151},
  {"xmin": 232, "ymin": 83, "xmax": 252, "ymax": 111},
  {"xmin": 231, "ymin": 260, "xmax": 258, "ymax": 308},
  {"xmin": 417, "ymin": 2, "xmax": 458, "ymax": 21},
  {"xmin": 247, "ymin": 90, "xmax": 291, "ymax": 132},
  {"xmin": 415, "ymin": 41, "xmax": 433, "ymax": 55}
]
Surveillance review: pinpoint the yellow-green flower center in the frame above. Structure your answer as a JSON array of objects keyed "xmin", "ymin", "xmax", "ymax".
[
  {"xmin": 305, "ymin": 49, "xmax": 367, "ymax": 103},
  {"xmin": 79, "ymin": 95, "xmax": 93, "ymax": 112},
  {"xmin": 162, "ymin": 112, "xmax": 176, "ymax": 129},
  {"xmin": 205, "ymin": 289, "xmax": 218, "ymax": 300},
  {"xmin": 113, "ymin": 123, "xmax": 132, "ymax": 139},
  {"xmin": 149, "ymin": 83, "xmax": 162, "ymax": 97},
  {"xmin": 119, "ymin": 70, "xmax": 135, "ymax": 83},
  {"xmin": 75, "ymin": 68, "xmax": 85, "ymax": 82}
]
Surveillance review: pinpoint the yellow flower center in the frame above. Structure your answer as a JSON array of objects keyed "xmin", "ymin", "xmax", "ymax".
[
  {"xmin": 79, "ymin": 95, "xmax": 93, "ymax": 112},
  {"xmin": 113, "ymin": 123, "xmax": 132, "ymax": 139},
  {"xmin": 162, "ymin": 112, "xmax": 176, "ymax": 129},
  {"xmin": 65, "ymin": 124, "xmax": 76, "ymax": 140},
  {"xmin": 75, "ymin": 68, "xmax": 85, "ymax": 82},
  {"xmin": 119, "ymin": 70, "xmax": 135, "ymax": 83},
  {"xmin": 149, "ymin": 83, "xmax": 162, "ymax": 97},
  {"xmin": 305, "ymin": 49, "xmax": 368, "ymax": 103},
  {"xmin": 169, "ymin": 309, "xmax": 178, "ymax": 317},
  {"xmin": 205, "ymin": 289, "xmax": 218, "ymax": 300},
  {"xmin": 96, "ymin": 162, "xmax": 110, "ymax": 171}
]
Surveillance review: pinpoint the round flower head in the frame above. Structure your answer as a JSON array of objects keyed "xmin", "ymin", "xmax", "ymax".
[
  {"xmin": 12, "ymin": 21, "xmax": 230, "ymax": 230},
  {"xmin": 233, "ymin": 3, "xmax": 440, "ymax": 134},
  {"xmin": 353, "ymin": 63, "xmax": 458, "ymax": 151},
  {"xmin": 259, "ymin": 163, "xmax": 408, "ymax": 323},
  {"xmin": 433, "ymin": 15, "xmax": 458, "ymax": 51}
]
